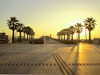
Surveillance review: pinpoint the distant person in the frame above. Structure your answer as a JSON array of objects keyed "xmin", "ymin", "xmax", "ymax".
[
  {"xmin": 46, "ymin": 36, "xmax": 49, "ymax": 41},
  {"xmin": 47, "ymin": 36, "xmax": 49, "ymax": 41}
]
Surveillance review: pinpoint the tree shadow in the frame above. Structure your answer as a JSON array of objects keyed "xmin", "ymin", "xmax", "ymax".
[
  {"xmin": 71, "ymin": 45, "xmax": 77, "ymax": 51},
  {"xmin": 71, "ymin": 44, "xmax": 80, "ymax": 74},
  {"xmin": 92, "ymin": 44, "xmax": 100, "ymax": 49},
  {"xmin": 62, "ymin": 43, "xmax": 80, "ymax": 74}
]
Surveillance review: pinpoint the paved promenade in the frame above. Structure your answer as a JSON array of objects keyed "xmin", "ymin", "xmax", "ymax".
[
  {"xmin": 44, "ymin": 38, "xmax": 62, "ymax": 44},
  {"xmin": 0, "ymin": 39, "xmax": 100, "ymax": 75}
]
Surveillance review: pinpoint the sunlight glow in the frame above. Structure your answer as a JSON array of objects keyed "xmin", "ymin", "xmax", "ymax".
[
  {"xmin": 0, "ymin": 0, "xmax": 100, "ymax": 39},
  {"xmin": 81, "ymin": 27, "xmax": 85, "ymax": 36}
]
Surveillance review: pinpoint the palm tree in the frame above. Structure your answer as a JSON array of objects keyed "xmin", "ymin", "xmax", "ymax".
[
  {"xmin": 31, "ymin": 30, "xmax": 35, "ymax": 40},
  {"xmin": 61, "ymin": 29, "xmax": 68, "ymax": 40},
  {"xmin": 25, "ymin": 26, "xmax": 35, "ymax": 40},
  {"xmin": 7, "ymin": 17, "xmax": 19, "ymax": 42},
  {"xmin": 70, "ymin": 26, "xmax": 75, "ymax": 41},
  {"xmin": 64, "ymin": 28, "xmax": 70, "ymax": 40},
  {"xmin": 59, "ymin": 32, "xmax": 62, "ymax": 40},
  {"xmin": 60, "ymin": 31, "xmax": 64, "ymax": 40},
  {"xmin": 25, "ymin": 26, "xmax": 30, "ymax": 40},
  {"xmin": 75, "ymin": 23, "xmax": 83, "ymax": 41},
  {"xmin": 17, "ymin": 23, "xmax": 24, "ymax": 41},
  {"xmin": 28, "ymin": 27, "xmax": 33, "ymax": 40},
  {"xmin": 23, "ymin": 26, "xmax": 27, "ymax": 40},
  {"xmin": 84, "ymin": 17, "xmax": 96, "ymax": 43}
]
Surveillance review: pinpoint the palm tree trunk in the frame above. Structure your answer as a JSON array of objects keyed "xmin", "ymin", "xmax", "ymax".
[
  {"xmin": 72, "ymin": 34, "xmax": 73, "ymax": 41},
  {"xmin": 30, "ymin": 35, "xmax": 32, "ymax": 40},
  {"xmin": 78, "ymin": 33, "xmax": 80, "ymax": 41},
  {"xmin": 31, "ymin": 35, "xmax": 33, "ymax": 40},
  {"xmin": 29, "ymin": 35, "xmax": 30, "ymax": 40},
  {"xmin": 89, "ymin": 30, "xmax": 91, "ymax": 43},
  {"xmin": 27, "ymin": 34, "xmax": 28, "ymax": 40},
  {"xmin": 67, "ymin": 34, "xmax": 68, "ymax": 40},
  {"xmin": 64, "ymin": 35, "xmax": 65, "ymax": 40},
  {"xmin": 30, "ymin": 35, "xmax": 31, "ymax": 40},
  {"xmin": 33, "ymin": 35, "xmax": 34, "ymax": 39},
  {"xmin": 20, "ymin": 32, "xmax": 21, "ymax": 40},
  {"xmin": 31, "ymin": 35, "xmax": 32, "ymax": 40},
  {"xmin": 12, "ymin": 29, "xmax": 14, "ymax": 43},
  {"xmin": 61, "ymin": 35, "xmax": 62, "ymax": 40},
  {"xmin": 24, "ymin": 32, "xmax": 25, "ymax": 40}
]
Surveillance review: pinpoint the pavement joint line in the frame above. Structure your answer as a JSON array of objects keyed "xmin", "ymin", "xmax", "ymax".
[
  {"xmin": 0, "ymin": 63, "xmax": 57, "ymax": 66},
  {"xmin": 0, "ymin": 62, "xmax": 100, "ymax": 66},
  {"xmin": 1, "ymin": 62, "xmax": 100, "ymax": 67}
]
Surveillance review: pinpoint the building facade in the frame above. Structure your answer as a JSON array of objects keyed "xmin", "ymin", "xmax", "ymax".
[
  {"xmin": 0, "ymin": 33, "xmax": 8, "ymax": 43},
  {"xmin": 94, "ymin": 38, "xmax": 100, "ymax": 44}
]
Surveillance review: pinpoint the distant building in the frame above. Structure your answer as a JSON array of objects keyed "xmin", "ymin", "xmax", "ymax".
[
  {"xmin": 0, "ymin": 33, "xmax": 8, "ymax": 43},
  {"xmin": 94, "ymin": 38, "xmax": 100, "ymax": 44}
]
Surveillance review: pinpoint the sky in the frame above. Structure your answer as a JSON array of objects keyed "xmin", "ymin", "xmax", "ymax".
[{"xmin": 0, "ymin": 0, "xmax": 100, "ymax": 39}]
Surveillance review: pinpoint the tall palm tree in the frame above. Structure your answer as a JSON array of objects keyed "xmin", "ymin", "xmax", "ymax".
[
  {"xmin": 25, "ymin": 26, "xmax": 34, "ymax": 40},
  {"xmin": 57, "ymin": 31, "xmax": 62, "ymax": 40},
  {"xmin": 60, "ymin": 31, "xmax": 64, "ymax": 40},
  {"xmin": 23, "ymin": 26, "xmax": 27, "ymax": 40},
  {"xmin": 25, "ymin": 26, "xmax": 30, "ymax": 40},
  {"xmin": 61, "ymin": 29, "xmax": 68, "ymax": 40},
  {"xmin": 31, "ymin": 30, "xmax": 35, "ymax": 40},
  {"xmin": 75, "ymin": 23, "xmax": 83, "ymax": 41},
  {"xmin": 84, "ymin": 17, "xmax": 96, "ymax": 43},
  {"xmin": 64, "ymin": 28, "xmax": 70, "ymax": 40},
  {"xmin": 28, "ymin": 27, "xmax": 33, "ymax": 40},
  {"xmin": 7, "ymin": 17, "xmax": 19, "ymax": 42},
  {"xmin": 17, "ymin": 23, "xmax": 24, "ymax": 41},
  {"xmin": 70, "ymin": 26, "xmax": 75, "ymax": 41},
  {"xmin": 59, "ymin": 32, "xmax": 62, "ymax": 40}
]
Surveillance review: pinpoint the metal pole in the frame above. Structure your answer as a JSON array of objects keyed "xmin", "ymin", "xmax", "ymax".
[{"xmin": 85, "ymin": 28, "xmax": 87, "ymax": 42}]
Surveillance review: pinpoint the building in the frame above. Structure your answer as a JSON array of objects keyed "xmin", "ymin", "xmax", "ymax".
[
  {"xmin": 0, "ymin": 33, "xmax": 8, "ymax": 43},
  {"xmin": 94, "ymin": 38, "xmax": 100, "ymax": 44}
]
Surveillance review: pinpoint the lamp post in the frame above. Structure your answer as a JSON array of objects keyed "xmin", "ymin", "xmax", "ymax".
[{"xmin": 85, "ymin": 27, "xmax": 87, "ymax": 43}]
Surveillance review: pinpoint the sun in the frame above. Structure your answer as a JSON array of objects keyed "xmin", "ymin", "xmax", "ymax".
[{"xmin": 80, "ymin": 27, "xmax": 89, "ymax": 39}]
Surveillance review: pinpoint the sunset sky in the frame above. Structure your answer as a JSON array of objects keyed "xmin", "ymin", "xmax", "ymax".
[{"xmin": 0, "ymin": 0, "xmax": 100, "ymax": 39}]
